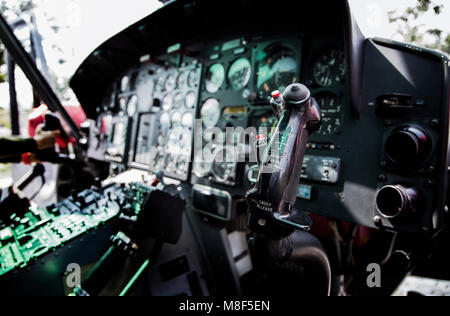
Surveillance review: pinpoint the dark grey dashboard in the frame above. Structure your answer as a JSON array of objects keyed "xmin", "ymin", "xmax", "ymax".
[{"xmin": 72, "ymin": 0, "xmax": 450, "ymax": 234}]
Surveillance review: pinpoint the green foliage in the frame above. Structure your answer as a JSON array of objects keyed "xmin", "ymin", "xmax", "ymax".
[
  {"xmin": 0, "ymin": 0, "xmax": 35, "ymax": 18},
  {"xmin": 388, "ymin": 0, "xmax": 449, "ymax": 54},
  {"xmin": 0, "ymin": 107, "xmax": 11, "ymax": 128}
]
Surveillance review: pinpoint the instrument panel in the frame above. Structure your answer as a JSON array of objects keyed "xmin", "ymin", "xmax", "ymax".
[
  {"xmin": 87, "ymin": 35, "xmax": 350, "ymax": 217},
  {"xmin": 75, "ymin": 0, "xmax": 450, "ymax": 236},
  {"xmin": 88, "ymin": 58, "xmax": 201, "ymax": 181},
  {"xmin": 131, "ymin": 62, "xmax": 201, "ymax": 181}
]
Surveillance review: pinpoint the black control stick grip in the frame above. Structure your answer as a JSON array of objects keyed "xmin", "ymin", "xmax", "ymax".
[{"xmin": 246, "ymin": 83, "xmax": 321, "ymax": 236}]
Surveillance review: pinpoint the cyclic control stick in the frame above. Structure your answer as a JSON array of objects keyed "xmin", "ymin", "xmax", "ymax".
[{"xmin": 246, "ymin": 84, "xmax": 331, "ymax": 296}]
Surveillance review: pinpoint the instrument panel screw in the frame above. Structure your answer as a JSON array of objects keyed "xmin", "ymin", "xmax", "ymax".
[
  {"xmin": 373, "ymin": 216, "xmax": 383, "ymax": 226},
  {"xmin": 430, "ymin": 119, "xmax": 439, "ymax": 128},
  {"xmin": 258, "ymin": 219, "xmax": 267, "ymax": 226},
  {"xmin": 378, "ymin": 174, "xmax": 387, "ymax": 182},
  {"xmin": 379, "ymin": 160, "xmax": 387, "ymax": 169}
]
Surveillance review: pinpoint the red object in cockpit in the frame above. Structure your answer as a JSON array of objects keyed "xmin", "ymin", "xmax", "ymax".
[{"xmin": 28, "ymin": 104, "xmax": 87, "ymax": 148}]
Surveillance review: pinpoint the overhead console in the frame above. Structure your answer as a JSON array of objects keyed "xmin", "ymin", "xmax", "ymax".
[{"xmin": 71, "ymin": 0, "xmax": 449, "ymax": 235}]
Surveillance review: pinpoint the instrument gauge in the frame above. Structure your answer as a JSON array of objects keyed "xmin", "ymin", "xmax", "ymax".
[
  {"xmin": 200, "ymin": 99, "xmax": 221, "ymax": 128},
  {"xmin": 187, "ymin": 69, "xmax": 199, "ymax": 88},
  {"xmin": 205, "ymin": 63, "xmax": 225, "ymax": 93},
  {"xmin": 212, "ymin": 147, "xmax": 237, "ymax": 184},
  {"xmin": 185, "ymin": 91, "xmax": 196, "ymax": 109},
  {"xmin": 153, "ymin": 151, "xmax": 165, "ymax": 169},
  {"xmin": 193, "ymin": 153, "xmax": 213, "ymax": 178},
  {"xmin": 173, "ymin": 92, "xmax": 185, "ymax": 109},
  {"xmin": 156, "ymin": 75, "xmax": 166, "ymax": 92},
  {"xmin": 314, "ymin": 49, "xmax": 346, "ymax": 87},
  {"xmin": 157, "ymin": 133, "xmax": 166, "ymax": 146},
  {"xmin": 314, "ymin": 92, "xmax": 343, "ymax": 136},
  {"xmin": 162, "ymin": 94, "xmax": 172, "ymax": 111},
  {"xmin": 160, "ymin": 112, "xmax": 171, "ymax": 129},
  {"xmin": 119, "ymin": 97, "xmax": 127, "ymax": 112},
  {"xmin": 172, "ymin": 111, "xmax": 182, "ymax": 127},
  {"xmin": 165, "ymin": 72, "xmax": 177, "ymax": 91},
  {"xmin": 136, "ymin": 72, "xmax": 154, "ymax": 112},
  {"xmin": 256, "ymin": 45, "xmax": 297, "ymax": 96},
  {"xmin": 179, "ymin": 131, "xmax": 192, "ymax": 153},
  {"xmin": 177, "ymin": 71, "xmax": 187, "ymax": 89},
  {"xmin": 176, "ymin": 157, "xmax": 189, "ymax": 174},
  {"xmin": 181, "ymin": 112, "xmax": 194, "ymax": 128},
  {"xmin": 165, "ymin": 155, "xmax": 175, "ymax": 170},
  {"xmin": 120, "ymin": 75, "xmax": 129, "ymax": 92},
  {"xmin": 228, "ymin": 57, "xmax": 251, "ymax": 91},
  {"xmin": 166, "ymin": 131, "xmax": 179, "ymax": 152},
  {"xmin": 127, "ymin": 95, "xmax": 138, "ymax": 117}
]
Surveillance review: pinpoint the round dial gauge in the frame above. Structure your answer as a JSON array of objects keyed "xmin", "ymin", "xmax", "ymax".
[
  {"xmin": 205, "ymin": 63, "xmax": 225, "ymax": 93},
  {"xmin": 165, "ymin": 155, "xmax": 175, "ymax": 170},
  {"xmin": 153, "ymin": 151, "xmax": 165, "ymax": 169},
  {"xmin": 228, "ymin": 57, "xmax": 251, "ymax": 91},
  {"xmin": 179, "ymin": 131, "xmax": 192, "ymax": 153},
  {"xmin": 187, "ymin": 69, "xmax": 199, "ymax": 88},
  {"xmin": 314, "ymin": 92, "xmax": 343, "ymax": 136},
  {"xmin": 127, "ymin": 95, "xmax": 138, "ymax": 117},
  {"xmin": 167, "ymin": 131, "xmax": 179, "ymax": 151},
  {"xmin": 314, "ymin": 49, "xmax": 346, "ymax": 87},
  {"xmin": 120, "ymin": 75, "xmax": 129, "ymax": 92},
  {"xmin": 200, "ymin": 99, "xmax": 221, "ymax": 128},
  {"xmin": 176, "ymin": 157, "xmax": 189, "ymax": 174},
  {"xmin": 160, "ymin": 112, "xmax": 171, "ymax": 129},
  {"xmin": 256, "ymin": 45, "xmax": 297, "ymax": 95},
  {"xmin": 157, "ymin": 133, "xmax": 166, "ymax": 146},
  {"xmin": 156, "ymin": 75, "xmax": 166, "ymax": 92},
  {"xmin": 119, "ymin": 97, "xmax": 127, "ymax": 112},
  {"xmin": 177, "ymin": 71, "xmax": 187, "ymax": 89},
  {"xmin": 212, "ymin": 147, "xmax": 237, "ymax": 183},
  {"xmin": 173, "ymin": 92, "xmax": 185, "ymax": 109},
  {"xmin": 193, "ymin": 151, "xmax": 213, "ymax": 177},
  {"xmin": 136, "ymin": 73, "xmax": 154, "ymax": 112},
  {"xmin": 181, "ymin": 112, "xmax": 194, "ymax": 128},
  {"xmin": 162, "ymin": 94, "xmax": 172, "ymax": 111},
  {"xmin": 165, "ymin": 72, "xmax": 177, "ymax": 92},
  {"xmin": 185, "ymin": 91, "xmax": 196, "ymax": 109},
  {"xmin": 172, "ymin": 111, "xmax": 182, "ymax": 127}
]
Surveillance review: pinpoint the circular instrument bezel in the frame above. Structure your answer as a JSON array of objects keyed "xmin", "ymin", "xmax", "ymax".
[
  {"xmin": 227, "ymin": 57, "xmax": 252, "ymax": 91},
  {"xmin": 200, "ymin": 98, "xmax": 221, "ymax": 129},
  {"xmin": 313, "ymin": 48, "xmax": 346, "ymax": 87}
]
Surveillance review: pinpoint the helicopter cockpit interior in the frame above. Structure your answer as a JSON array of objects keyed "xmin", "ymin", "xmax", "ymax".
[{"xmin": 0, "ymin": 0, "xmax": 449, "ymax": 298}]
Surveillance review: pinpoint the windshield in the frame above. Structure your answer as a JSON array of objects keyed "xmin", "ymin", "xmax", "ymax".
[
  {"xmin": 0, "ymin": 0, "xmax": 161, "ymax": 192},
  {"xmin": 1, "ymin": 0, "xmax": 162, "ymax": 104},
  {"xmin": 349, "ymin": 0, "xmax": 449, "ymax": 55}
]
